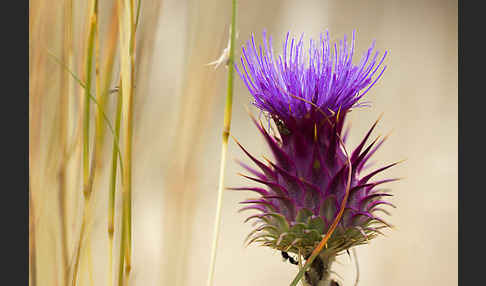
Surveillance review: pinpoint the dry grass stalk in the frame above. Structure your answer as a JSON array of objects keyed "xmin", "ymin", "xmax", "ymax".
[
  {"xmin": 102, "ymin": 4, "xmax": 120, "ymax": 286},
  {"xmin": 206, "ymin": 1, "xmax": 237, "ymax": 285},
  {"xmin": 71, "ymin": 0, "xmax": 99, "ymax": 284},
  {"xmin": 117, "ymin": 0, "xmax": 137, "ymax": 283}
]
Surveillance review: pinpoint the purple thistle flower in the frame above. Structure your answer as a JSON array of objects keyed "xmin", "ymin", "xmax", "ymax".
[
  {"xmin": 233, "ymin": 31, "xmax": 398, "ymax": 285},
  {"xmin": 235, "ymin": 30, "xmax": 387, "ymax": 122}
]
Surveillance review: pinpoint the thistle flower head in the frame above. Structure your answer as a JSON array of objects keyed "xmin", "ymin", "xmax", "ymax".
[
  {"xmin": 233, "ymin": 31, "xmax": 397, "ymax": 261},
  {"xmin": 236, "ymin": 30, "xmax": 387, "ymax": 123}
]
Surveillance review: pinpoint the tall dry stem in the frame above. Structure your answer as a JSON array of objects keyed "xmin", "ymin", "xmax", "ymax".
[
  {"xmin": 206, "ymin": 1, "xmax": 237, "ymax": 285},
  {"xmin": 71, "ymin": 1, "xmax": 99, "ymax": 284},
  {"xmin": 102, "ymin": 4, "xmax": 120, "ymax": 286},
  {"xmin": 117, "ymin": 0, "xmax": 136, "ymax": 283}
]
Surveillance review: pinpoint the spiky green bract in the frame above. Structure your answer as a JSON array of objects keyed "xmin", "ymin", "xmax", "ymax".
[{"xmin": 234, "ymin": 109, "xmax": 398, "ymax": 259}]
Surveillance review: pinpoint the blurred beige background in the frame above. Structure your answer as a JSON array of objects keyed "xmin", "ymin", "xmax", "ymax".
[{"xmin": 30, "ymin": 0, "xmax": 457, "ymax": 285}]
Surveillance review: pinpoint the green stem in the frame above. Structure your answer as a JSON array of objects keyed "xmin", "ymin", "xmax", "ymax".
[
  {"xmin": 83, "ymin": 0, "xmax": 98, "ymax": 199},
  {"xmin": 118, "ymin": 184, "xmax": 127, "ymax": 286},
  {"xmin": 86, "ymin": 3, "xmax": 98, "ymax": 286},
  {"xmin": 135, "ymin": 0, "xmax": 142, "ymax": 32},
  {"xmin": 124, "ymin": 0, "xmax": 136, "ymax": 275},
  {"xmin": 223, "ymin": 0, "xmax": 237, "ymax": 134},
  {"xmin": 73, "ymin": 1, "xmax": 98, "ymax": 284},
  {"xmin": 206, "ymin": 1, "xmax": 237, "ymax": 286},
  {"xmin": 302, "ymin": 255, "xmax": 335, "ymax": 286},
  {"xmin": 117, "ymin": 0, "xmax": 136, "ymax": 281},
  {"xmin": 71, "ymin": 202, "xmax": 90, "ymax": 286},
  {"xmin": 109, "ymin": 81, "xmax": 123, "ymax": 286}
]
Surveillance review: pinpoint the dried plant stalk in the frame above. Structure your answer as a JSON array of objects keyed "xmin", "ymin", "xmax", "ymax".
[
  {"xmin": 206, "ymin": 1, "xmax": 237, "ymax": 285},
  {"xmin": 117, "ymin": 0, "xmax": 136, "ymax": 283},
  {"xmin": 71, "ymin": 1, "xmax": 99, "ymax": 284},
  {"xmin": 103, "ymin": 4, "xmax": 120, "ymax": 286}
]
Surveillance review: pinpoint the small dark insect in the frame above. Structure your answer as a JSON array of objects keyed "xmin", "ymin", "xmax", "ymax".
[
  {"xmin": 275, "ymin": 118, "xmax": 291, "ymax": 136},
  {"xmin": 281, "ymin": 251, "xmax": 299, "ymax": 265}
]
